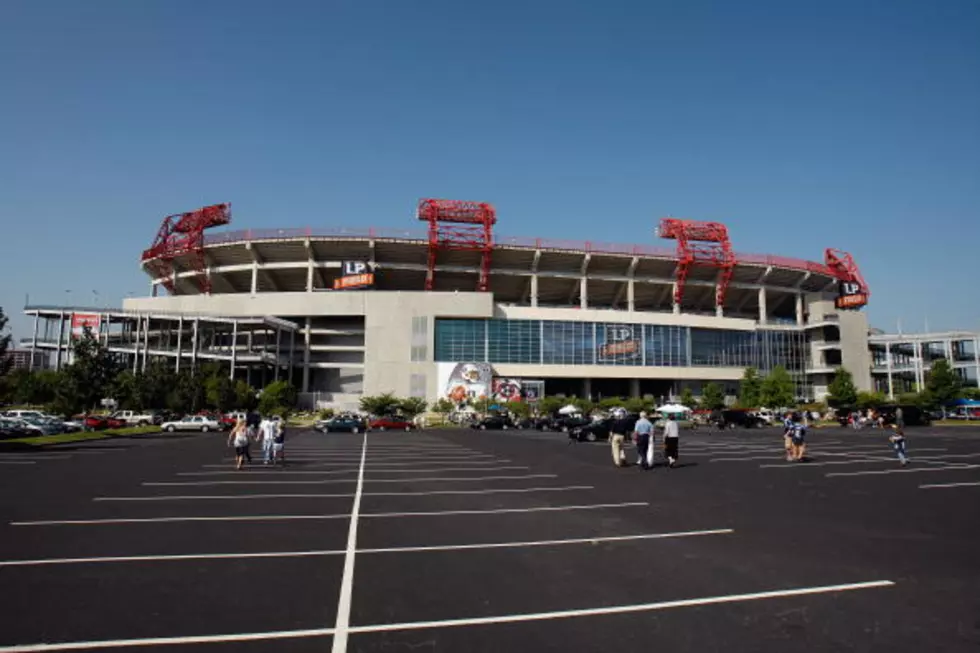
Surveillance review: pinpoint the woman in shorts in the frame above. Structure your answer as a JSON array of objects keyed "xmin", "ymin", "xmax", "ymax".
[{"xmin": 227, "ymin": 419, "xmax": 249, "ymax": 470}]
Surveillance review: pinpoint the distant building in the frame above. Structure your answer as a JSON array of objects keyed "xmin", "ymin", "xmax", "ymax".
[{"xmin": 4, "ymin": 348, "xmax": 50, "ymax": 371}]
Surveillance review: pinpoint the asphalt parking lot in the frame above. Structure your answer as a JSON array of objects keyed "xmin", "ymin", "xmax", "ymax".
[{"xmin": 1, "ymin": 425, "xmax": 979, "ymax": 652}]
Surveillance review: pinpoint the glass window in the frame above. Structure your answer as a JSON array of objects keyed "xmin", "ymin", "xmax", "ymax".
[
  {"xmin": 488, "ymin": 320, "xmax": 540, "ymax": 364},
  {"xmin": 542, "ymin": 321, "xmax": 595, "ymax": 365},
  {"xmin": 434, "ymin": 319, "xmax": 485, "ymax": 362}
]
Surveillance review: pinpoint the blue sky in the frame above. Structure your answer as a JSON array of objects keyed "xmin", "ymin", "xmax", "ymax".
[{"xmin": 1, "ymin": 0, "xmax": 978, "ymax": 341}]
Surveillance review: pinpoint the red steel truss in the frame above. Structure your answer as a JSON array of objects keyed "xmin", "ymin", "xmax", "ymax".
[
  {"xmin": 417, "ymin": 198, "xmax": 496, "ymax": 291},
  {"xmin": 657, "ymin": 218, "xmax": 737, "ymax": 307},
  {"xmin": 825, "ymin": 248, "xmax": 870, "ymax": 299},
  {"xmin": 141, "ymin": 203, "xmax": 232, "ymax": 294}
]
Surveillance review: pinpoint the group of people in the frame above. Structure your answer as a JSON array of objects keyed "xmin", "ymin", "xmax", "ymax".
[
  {"xmin": 227, "ymin": 414, "xmax": 286, "ymax": 470},
  {"xmin": 609, "ymin": 411, "xmax": 681, "ymax": 470},
  {"xmin": 782, "ymin": 409, "xmax": 908, "ymax": 466}
]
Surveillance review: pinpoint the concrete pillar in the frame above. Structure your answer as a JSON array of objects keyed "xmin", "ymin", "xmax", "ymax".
[
  {"xmin": 671, "ymin": 282, "xmax": 680, "ymax": 314},
  {"xmin": 251, "ymin": 263, "xmax": 258, "ymax": 295},
  {"xmin": 913, "ymin": 341, "xmax": 924, "ymax": 391},
  {"xmin": 629, "ymin": 378, "xmax": 640, "ymax": 398},
  {"xmin": 230, "ymin": 321, "xmax": 238, "ymax": 380},
  {"xmin": 715, "ymin": 305, "xmax": 724, "ymax": 318},
  {"xmin": 132, "ymin": 317, "xmax": 140, "ymax": 373},
  {"xmin": 579, "ymin": 277, "xmax": 588, "ymax": 309},
  {"xmin": 289, "ymin": 329, "xmax": 296, "ymax": 383},
  {"xmin": 175, "ymin": 317, "xmax": 183, "ymax": 373},
  {"xmin": 141, "ymin": 316, "xmax": 149, "ymax": 372},
  {"xmin": 582, "ymin": 378, "xmax": 592, "ymax": 401},
  {"xmin": 191, "ymin": 318, "xmax": 199, "ymax": 370},
  {"xmin": 758, "ymin": 287, "xmax": 767, "ymax": 324},
  {"xmin": 974, "ymin": 337, "xmax": 980, "ymax": 388},
  {"xmin": 307, "ymin": 257, "xmax": 315, "ymax": 292},
  {"xmin": 55, "ymin": 312, "xmax": 66, "ymax": 371},
  {"xmin": 530, "ymin": 274, "xmax": 538, "ymax": 308},
  {"xmin": 274, "ymin": 328, "xmax": 281, "ymax": 381},
  {"xmin": 302, "ymin": 317, "xmax": 311, "ymax": 392},
  {"xmin": 795, "ymin": 293, "xmax": 804, "ymax": 326},
  {"xmin": 885, "ymin": 342, "xmax": 894, "ymax": 399},
  {"xmin": 29, "ymin": 314, "xmax": 39, "ymax": 371},
  {"xmin": 627, "ymin": 279, "xmax": 635, "ymax": 312}
]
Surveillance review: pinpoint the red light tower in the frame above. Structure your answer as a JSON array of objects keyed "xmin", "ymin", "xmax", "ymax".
[
  {"xmin": 141, "ymin": 203, "xmax": 232, "ymax": 295},
  {"xmin": 417, "ymin": 199, "xmax": 496, "ymax": 291},
  {"xmin": 657, "ymin": 218, "xmax": 736, "ymax": 307},
  {"xmin": 825, "ymin": 248, "xmax": 869, "ymax": 309}
]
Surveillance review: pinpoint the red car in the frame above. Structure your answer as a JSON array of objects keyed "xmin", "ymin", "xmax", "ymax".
[
  {"xmin": 106, "ymin": 416, "xmax": 127, "ymax": 429},
  {"xmin": 84, "ymin": 415, "xmax": 109, "ymax": 430},
  {"xmin": 368, "ymin": 417, "xmax": 415, "ymax": 432}
]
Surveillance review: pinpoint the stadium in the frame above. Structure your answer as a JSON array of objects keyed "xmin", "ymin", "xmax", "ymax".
[{"xmin": 23, "ymin": 200, "xmax": 875, "ymax": 411}]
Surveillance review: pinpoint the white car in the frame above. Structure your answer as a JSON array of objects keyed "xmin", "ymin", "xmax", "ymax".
[
  {"xmin": 160, "ymin": 415, "xmax": 221, "ymax": 432},
  {"xmin": 110, "ymin": 410, "xmax": 156, "ymax": 426}
]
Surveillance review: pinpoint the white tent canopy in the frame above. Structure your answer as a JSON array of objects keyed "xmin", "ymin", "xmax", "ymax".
[
  {"xmin": 657, "ymin": 403, "xmax": 691, "ymax": 414},
  {"xmin": 558, "ymin": 404, "xmax": 581, "ymax": 415}
]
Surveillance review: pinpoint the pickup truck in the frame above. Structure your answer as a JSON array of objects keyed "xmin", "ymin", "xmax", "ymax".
[{"xmin": 110, "ymin": 410, "xmax": 156, "ymax": 426}]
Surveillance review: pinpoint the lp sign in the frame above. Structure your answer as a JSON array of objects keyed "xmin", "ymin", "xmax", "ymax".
[
  {"xmin": 835, "ymin": 280, "xmax": 868, "ymax": 310},
  {"xmin": 334, "ymin": 261, "xmax": 375, "ymax": 290}
]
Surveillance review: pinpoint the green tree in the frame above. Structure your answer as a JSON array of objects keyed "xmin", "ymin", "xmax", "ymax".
[
  {"xmin": 598, "ymin": 397, "xmax": 624, "ymax": 410},
  {"xmin": 701, "ymin": 382, "xmax": 725, "ymax": 410},
  {"xmin": 505, "ymin": 400, "xmax": 531, "ymax": 418},
  {"xmin": 739, "ymin": 367, "xmax": 763, "ymax": 408},
  {"xmin": 624, "ymin": 397, "xmax": 653, "ymax": 414},
  {"xmin": 0, "ymin": 307, "xmax": 11, "ymax": 379},
  {"xmin": 760, "ymin": 366, "xmax": 796, "ymax": 409},
  {"xmin": 168, "ymin": 369, "xmax": 207, "ymax": 415},
  {"xmin": 925, "ymin": 359, "xmax": 961, "ymax": 409},
  {"xmin": 63, "ymin": 329, "xmax": 120, "ymax": 411},
  {"xmin": 257, "ymin": 380, "xmax": 298, "ymax": 416},
  {"xmin": 359, "ymin": 392, "xmax": 402, "ymax": 416},
  {"xmin": 205, "ymin": 374, "xmax": 236, "ymax": 412},
  {"xmin": 571, "ymin": 397, "xmax": 595, "ymax": 414},
  {"xmin": 961, "ymin": 387, "xmax": 980, "ymax": 401},
  {"xmin": 432, "ymin": 398, "xmax": 454, "ymax": 415},
  {"xmin": 234, "ymin": 380, "xmax": 258, "ymax": 411},
  {"xmin": 110, "ymin": 370, "xmax": 142, "ymax": 410},
  {"xmin": 140, "ymin": 360, "xmax": 175, "ymax": 410},
  {"xmin": 856, "ymin": 391, "xmax": 887, "ymax": 410},
  {"xmin": 826, "ymin": 367, "xmax": 858, "ymax": 409},
  {"xmin": 537, "ymin": 396, "xmax": 564, "ymax": 416},
  {"xmin": 679, "ymin": 387, "xmax": 697, "ymax": 409},
  {"xmin": 399, "ymin": 397, "xmax": 428, "ymax": 418}
]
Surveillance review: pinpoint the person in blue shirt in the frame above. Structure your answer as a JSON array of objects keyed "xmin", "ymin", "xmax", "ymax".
[
  {"xmin": 633, "ymin": 411, "xmax": 654, "ymax": 470},
  {"xmin": 790, "ymin": 415, "xmax": 807, "ymax": 462},
  {"xmin": 889, "ymin": 424, "xmax": 910, "ymax": 466},
  {"xmin": 782, "ymin": 412, "xmax": 795, "ymax": 462}
]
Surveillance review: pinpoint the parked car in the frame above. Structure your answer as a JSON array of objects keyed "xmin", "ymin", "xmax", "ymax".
[
  {"xmin": 548, "ymin": 415, "xmax": 591, "ymax": 433},
  {"xmin": 84, "ymin": 415, "xmax": 109, "ymax": 431},
  {"xmin": 718, "ymin": 409, "xmax": 767, "ymax": 429},
  {"xmin": 0, "ymin": 418, "xmax": 35, "ymax": 438},
  {"xmin": 110, "ymin": 410, "xmax": 156, "ymax": 427},
  {"xmin": 160, "ymin": 415, "xmax": 222, "ymax": 432},
  {"xmin": 14, "ymin": 417, "xmax": 59, "ymax": 436},
  {"xmin": 315, "ymin": 416, "xmax": 367, "ymax": 433},
  {"xmin": 368, "ymin": 416, "xmax": 415, "ymax": 432},
  {"xmin": 221, "ymin": 412, "xmax": 248, "ymax": 430},
  {"xmin": 470, "ymin": 415, "xmax": 514, "ymax": 430},
  {"xmin": 877, "ymin": 405, "xmax": 932, "ymax": 427},
  {"xmin": 2, "ymin": 409, "xmax": 49, "ymax": 421},
  {"xmin": 570, "ymin": 417, "xmax": 616, "ymax": 442}
]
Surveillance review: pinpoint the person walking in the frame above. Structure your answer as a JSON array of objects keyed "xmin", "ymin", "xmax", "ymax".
[
  {"xmin": 272, "ymin": 417, "xmax": 286, "ymax": 466},
  {"xmin": 894, "ymin": 406, "xmax": 905, "ymax": 431},
  {"xmin": 633, "ymin": 411, "xmax": 654, "ymax": 470},
  {"xmin": 608, "ymin": 412, "xmax": 630, "ymax": 468},
  {"xmin": 663, "ymin": 413, "xmax": 680, "ymax": 468},
  {"xmin": 889, "ymin": 424, "xmax": 910, "ymax": 466},
  {"xmin": 782, "ymin": 411, "xmax": 795, "ymax": 462},
  {"xmin": 260, "ymin": 416, "xmax": 277, "ymax": 465},
  {"xmin": 227, "ymin": 419, "xmax": 249, "ymax": 470},
  {"xmin": 790, "ymin": 415, "xmax": 807, "ymax": 462}
]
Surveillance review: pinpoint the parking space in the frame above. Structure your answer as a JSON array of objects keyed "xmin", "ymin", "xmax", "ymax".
[{"xmin": 1, "ymin": 426, "xmax": 978, "ymax": 651}]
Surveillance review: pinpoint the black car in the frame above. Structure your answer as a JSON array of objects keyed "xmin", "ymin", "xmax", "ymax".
[
  {"xmin": 718, "ymin": 409, "xmax": 766, "ymax": 429},
  {"xmin": 0, "ymin": 418, "xmax": 34, "ymax": 439},
  {"xmin": 315, "ymin": 416, "xmax": 367, "ymax": 433},
  {"xmin": 876, "ymin": 405, "xmax": 932, "ymax": 427},
  {"xmin": 540, "ymin": 415, "xmax": 591, "ymax": 432},
  {"xmin": 570, "ymin": 417, "xmax": 615, "ymax": 442},
  {"xmin": 471, "ymin": 415, "xmax": 514, "ymax": 430}
]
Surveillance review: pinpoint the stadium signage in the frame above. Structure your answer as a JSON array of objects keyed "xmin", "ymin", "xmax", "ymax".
[
  {"xmin": 334, "ymin": 261, "xmax": 375, "ymax": 290},
  {"xmin": 835, "ymin": 280, "xmax": 868, "ymax": 310},
  {"xmin": 71, "ymin": 313, "xmax": 100, "ymax": 339},
  {"xmin": 598, "ymin": 325, "xmax": 640, "ymax": 361}
]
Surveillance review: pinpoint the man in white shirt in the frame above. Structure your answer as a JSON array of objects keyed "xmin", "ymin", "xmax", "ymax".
[
  {"xmin": 663, "ymin": 413, "xmax": 680, "ymax": 468},
  {"xmin": 260, "ymin": 418, "xmax": 277, "ymax": 465},
  {"xmin": 633, "ymin": 412, "xmax": 654, "ymax": 470}
]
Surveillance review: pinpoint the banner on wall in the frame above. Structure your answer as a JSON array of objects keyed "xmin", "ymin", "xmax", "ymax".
[
  {"xmin": 333, "ymin": 261, "xmax": 375, "ymax": 290},
  {"xmin": 71, "ymin": 313, "xmax": 100, "ymax": 339},
  {"xmin": 438, "ymin": 362, "xmax": 495, "ymax": 404},
  {"xmin": 598, "ymin": 324, "xmax": 640, "ymax": 362},
  {"xmin": 835, "ymin": 280, "xmax": 868, "ymax": 310},
  {"xmin": 492, "ymin": 378, "xmax": 523, "ymax": 403}
]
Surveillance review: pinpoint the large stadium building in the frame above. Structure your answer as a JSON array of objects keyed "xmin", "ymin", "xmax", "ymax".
[{"xmin": 23, "ymin": 200, "xmax": 906, "ymax": 410}]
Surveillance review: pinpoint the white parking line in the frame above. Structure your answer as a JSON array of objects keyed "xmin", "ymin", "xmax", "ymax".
[
  {"xmin": 183, "ymin": 466, "xmax": 527, "ymax": 476},
  {"xmin": 919, "ymin": 481, "xmax": 980, "ymax": 489},
  {"xmin": 710, "ymin": 448, "xmax": 949, "ymax": 462},
  {"xmin": 144, "ymin": 474, "xmax": 559, "ymax": 487},
  {"xmin": 826, "ymin": 464, "xmax": 980, "ymax": 478},
  {"xmin": 94, "ymin": 486, "xmax": 593, "ymax": 501},
  {"xmin": 0, "ymin": 528, "xmax": 725, "ymax": 567},
  {"xmin": 0, "ymin": 461, "xmax": 37, "ymax": 465},
  {"xmin": 0, "ymin": 580, "xmax": 892, "ymax": 650},
  {"xmin": 331, "ymin": 432, "xmax": 367, "ymax": 653},
  {"xmin": 10, "ymin": 501, "xmax": 644, "ymax": 526}
]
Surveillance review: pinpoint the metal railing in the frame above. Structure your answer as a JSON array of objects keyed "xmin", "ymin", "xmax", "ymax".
[{"xmin": 201, "ymin": 227, "xmax": 836, "ymax": 276}]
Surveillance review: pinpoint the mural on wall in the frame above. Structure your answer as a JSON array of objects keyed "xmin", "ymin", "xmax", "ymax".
[{"xmin": 439, "ymin": 363, "xmax": 494, "ymax": 404}]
